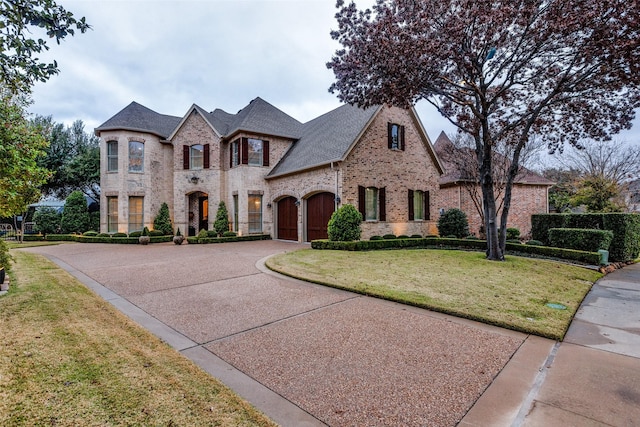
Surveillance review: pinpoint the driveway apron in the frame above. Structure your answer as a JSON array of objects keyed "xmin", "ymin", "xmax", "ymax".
[{"xmin": 25, "ymin": 241, "xmax": 566, "ymax": 426}]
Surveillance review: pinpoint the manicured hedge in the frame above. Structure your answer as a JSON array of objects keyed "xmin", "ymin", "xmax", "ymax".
[
  {"xmin": 311, "ymin": 237, "xmax": 602, "ymax": 264},
  {"xmin": 531, "ymin": 213, "xmax": 640, "ymax": 261},
  {"xmin": 187, "ymin": 234, "xmax": 271, "ymax": 244},
  {"xmin": 548, "ymin": 228, "xmax": 613, "ymax": 252},
  {"xmin": 76, "ymin": 235, "xmax": 173, "ymax": 244}
]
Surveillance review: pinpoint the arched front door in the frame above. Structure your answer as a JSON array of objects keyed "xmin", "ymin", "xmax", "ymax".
[
  {"xmin": 306, "ymin": 192, "xmax": 335, "ymax": 241},
  {"xmin": 277, "ymin": 196, "xmax": 298, "ymax": 241}
]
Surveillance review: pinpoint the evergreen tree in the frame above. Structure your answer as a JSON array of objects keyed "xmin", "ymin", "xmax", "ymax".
[
  {"xmin": 153, "ymin": 202, "xmax": 173, "ymax": 235},
  {"xmin": 60, "ymin": 191, "xmax": 90, "ymax": 234},
  {"xmin": 214, "ymin": 201, "xmax": 230, "ymax": 236}
]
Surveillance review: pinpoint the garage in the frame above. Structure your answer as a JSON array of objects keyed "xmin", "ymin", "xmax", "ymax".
[
  {"xmin": 306, "ymin": 192, "xmax": 335, "ymax": 241},
  {"xmin": 277, "ymin": 196, "xmax": 298, "ymax": 241}
]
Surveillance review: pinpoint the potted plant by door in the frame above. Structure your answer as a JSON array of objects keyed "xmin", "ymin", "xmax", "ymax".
[
  {"xmin": 139, "ymin": 227, "xmax": 151, "ymax": 245},
  {"xmin": 173, "ymin": 228, "xmax": 184, "ymax": 245}
]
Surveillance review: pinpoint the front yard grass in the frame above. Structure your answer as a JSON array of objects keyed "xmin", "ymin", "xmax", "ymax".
[
  {"xmin": 266, "ymin": 249, "xmax": 602, "ymax": 340},
  {"xmin": 0, "ymin": 249, "xmax": 276, "ymax": 427}
]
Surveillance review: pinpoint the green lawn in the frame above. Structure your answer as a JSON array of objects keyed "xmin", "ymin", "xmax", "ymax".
[
  {"xmin": 0, "ymin": 249, "xmax": 276, "ymax": 427},
  {"xmin": 266, "ymin": 249, "xmax": 602, "ymax": 340}
]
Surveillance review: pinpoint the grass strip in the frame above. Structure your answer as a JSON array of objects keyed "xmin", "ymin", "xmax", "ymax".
[
  {"xmin": 266, "ymin": 249, "xmax": 602, "ymax": 340},
  {"xmin": 0, "ymin": 250, "xmax": 276, "ymax": 427}
]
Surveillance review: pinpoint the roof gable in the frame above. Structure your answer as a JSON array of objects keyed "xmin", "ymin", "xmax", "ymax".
[{"xmin": 221, "ymin": 97, "xmax": 302, "ymax": 139}]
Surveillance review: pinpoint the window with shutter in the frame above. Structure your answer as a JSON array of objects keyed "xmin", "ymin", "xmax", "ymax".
[
  {"xmin": 388, "ymin": 123, "xmax": 405, "ymax": 151},
  {"xmin": 183, "ymin": 145, "xmax": 190, "ymax": 170},
  {"xmin": 379, "ymin": 187, "xmax": 386, "ymax": 221}
]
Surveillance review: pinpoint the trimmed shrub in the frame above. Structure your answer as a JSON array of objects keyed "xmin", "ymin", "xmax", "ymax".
[
  {"xmin": 370, "ymin": 235, "xmax": 383, "ymax": 240},
  {"xmin": 506, "ymin": 227, "xmax": 520, "ymax": 240},
  {"xmin": 548, "ymin": 228, "xmax": 613, "ymax": 252},
  {"xmin": 142, "ymin": 227, "xmax": 150, "ymax": 237},
  {"xmin": 531, "ymin": 214, "xmax": 568, "ymax": 245},
  {"xmin": 153, "ymin": 202, "xmax": 173, "ymax": 235},
  {"xmin": 383, "ymin": 234, "xmax": 397, "ymax": 239},
  {"xmin": 60, "ymin": 191, "xmax": 90, "ymax": 234},
  {"xmin": 398, "ymin": 235, "xmax": 410, "ymax": 239},
  {"xmin": 83, "ymin": 231, "xmax": 98, "ymax": 236},
  {"xmin": 129, "ymin": 231, "xmax": 142, "ymax": 238},
  {"xmin": 97, "ymin": 233, "xmax": 111, "ymax": 238},
  {"xmin": 112, "ymin": 232, "xmax": 127, "ymax": 238},
  {"xmin": 507, "ymin": 239, "xmax": 521, "ymax": 244},
  {"xmin": 33, "ymin": 207, "xmax": 61, "ymax": 235},
  {"xmin": 213, "ymin": 201, "xmax": 230, "ymax": 237},
  {"xmin": 0, "ymin": 239, "xmax": 12, "ymax": 275},
  {"xmin": 222, "ymin": 231, "xmax": 237, "ymax": 237},
  {"xmin": 149, "ymin": 230, "xmax": 164, "ymax": 236},
  {"xmin": 197, "ymin": 229, "xmax": 209, "ymax": 239},
  {"xmin": 437, "ymin": 208, "xmax": 469, "ymax": 238},
  {"xmin": 526, "ymin": 240, "xmax": 544, "ymax": 246},
  {"xmin": 327, "ymin": 204, "xmax": 362, "ymax": 242},
  {"xmin": 410, "ymin": 234, "xmax": 422, "ymax": 238}
]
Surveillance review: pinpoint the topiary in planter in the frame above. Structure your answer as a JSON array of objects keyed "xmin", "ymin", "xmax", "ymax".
[
  {"xmin": 173, "ymin": 227, "xmax": 184, "ymax": 245},
  {"xmin": 437, "ymin": 208, "xmax": 469, "ymax": 238},
  {"xmin": 139, "ymin": 227, "xmax": 150, "ymax": 245},
  {"xmin": 327, "ymin": 204, "xmax": 362, "ymax": 241}
]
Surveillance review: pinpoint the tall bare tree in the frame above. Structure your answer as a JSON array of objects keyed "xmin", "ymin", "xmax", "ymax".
[{"xmin": 327, "ymin": 0, "xmax": 640, "ymax": 260}]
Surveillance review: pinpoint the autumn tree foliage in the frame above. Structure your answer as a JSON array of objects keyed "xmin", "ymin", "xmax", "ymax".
[{"xmin": 327, "ymin": 0, "xmax": 640, "ymax": 260}]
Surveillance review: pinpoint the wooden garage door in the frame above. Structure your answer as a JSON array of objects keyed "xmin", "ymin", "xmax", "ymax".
[
  {"xmin": 306, "ymin": 192, "xmax": 335, "ymax": 241},
  {"xmin": 277, "ymin": 196, "xmax": 298, "ymax": 241}
]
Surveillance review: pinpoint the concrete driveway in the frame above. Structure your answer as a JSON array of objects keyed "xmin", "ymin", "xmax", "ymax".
[{"xmin": 24, "ymin": 241, "xmax": 640, "ymax": 426}]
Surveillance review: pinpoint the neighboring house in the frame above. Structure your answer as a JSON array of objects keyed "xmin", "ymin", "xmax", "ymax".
[
  {"xmin": 624, "ymin": 179, "xmax": 640, "ymax": 212},
  {"xmin": 95, "ymin": 98, "xmax": 549, "ymax": 241},
  {"xmin": 433, "ymin": 132, "xmax": 553, "ymax": 237}
]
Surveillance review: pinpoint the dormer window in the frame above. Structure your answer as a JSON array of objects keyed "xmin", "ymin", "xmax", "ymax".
[
  {"xmin": 230, "ymin": 137, "xmax": 270, "ymax": 168},
  {"xmin": 388, "ymin": 123, "xmax": 405, "ymax": 151}
]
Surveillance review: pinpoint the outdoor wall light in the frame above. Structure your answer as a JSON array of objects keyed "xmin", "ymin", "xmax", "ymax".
[
  {"xmin": 267, "ymin": 203, "xmax": 272, "ymax": 208},
  {"xmin": 190, "ymin": 176, "xmax": 199, "ymax": 184},
  {"xmin": 335, "ymin": 196, "xmax": 341, "ymax": 204},
  {"xmin": 294, "ymin": 199, "xmax": 301, "ymax": 207}
]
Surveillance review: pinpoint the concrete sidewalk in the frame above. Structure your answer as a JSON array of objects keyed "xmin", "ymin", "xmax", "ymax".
[{"xmin": 24, "ymin": 242, "xmax": 640, "ymax": 426}]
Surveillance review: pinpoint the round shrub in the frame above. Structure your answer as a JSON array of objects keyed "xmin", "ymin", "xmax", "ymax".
[
  {"xmin": 83, "ymin": 231, "xmax": 98, "ymax": 236},
  {"xmin": 327, "ymin": 204, "xmax": 362, "ymax": 242},
  {"xmin": 507, "ymin": 239, "xmax": 522, "ymax": 244},
  {"xmin": 112, "ymin": 232, "xmax": 127, "ymax": 238},
  {"xmin": 398, "ymin": 235, "xmax": 410, "ymax": 239},
  {"xmin": 206, "ymin": 230, "xmax": 218, "ymax": 238},
  {"xmin": 223, "ymin": 231, "xmax": 237, "ymax": 237},
  {"xmin": 437, "ymin": 208, "xmax": 469, "ymax": 238},
  {"xmin": 33, "ymin": 207, "xmax": 61, "ymax": 235},
  {"xmin": 526, "ymin": 240, "xmax": 544, "ymax": 246},
  {"xmin": 506, "ymin": 227, "xmax": 521, "ymax": 240},
  {"xmin": 129, "ymin": 231, "xmax": 142, "ymax": 238},
  {"xmin": 370, "ymin": 235, "xmax": 383, "ymax": 240},
  {"xmin": 383, "ymin": 234, "xmax": 397, "ymax": 239},
  {"xmin": 97, "ymin": 233, "xmax": 111, "ymax": 238},
  {"xmin": 197, "ymin": 229, "xmax": 209, "ymax": 239},
  {"xmin": 410, "ymin": 234, "xmax": 422, "ymax": 238},
  {"xmin": 149, "ymin": 230, "xmax": 164, "ymax": 237}
]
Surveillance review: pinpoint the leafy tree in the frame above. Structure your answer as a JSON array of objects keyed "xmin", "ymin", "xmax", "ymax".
[
  {"xmin": 213, "ymin": 201, "xmax": 230, "ymax": 236},
  {"xmin": 0, "ymin": 0, "xmax": 89, "ymax": 94},
  {"xmin": 0, "ymin": 93, "xmax": 50, "ymax": 218},
  {"xmin": 153, "ymin": 203, "xmax": 173, "ymax": 235},
  {"xmin": 33, "ymin": 207, "xmax": 61, "ymax": 235},
  {"xmin": 34, "ymin": 117, "xmax": 100, "ymax": 201},
  {"xmin": 543, "ymin": 168, "xmax": 581, "ymax": 213},
  {"xmin": 571, "ymin": 176, "xmax": 623, "ymax": 212},
  {"xmin": 437, "ymin": 208, "xmax": 469, "ymax": 238},
  {"xmin": 328, "ymin": 0, "xmax": 640, "ymax": 260},
  {"xmin": 328, "ymin": 204, "xmax": 362, "ymax": 241},
  {"xmin": 60, "ymin": 190, "xmax": 90, "ymax": 233}
]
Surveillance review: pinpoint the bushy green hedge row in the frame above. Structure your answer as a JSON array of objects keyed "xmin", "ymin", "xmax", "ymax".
[
  {"xmin": 311, "ymin": 237, "xmax": 601, "ymax": 264},
  {"xmin": 22, "ymin": 234, "xmax": 173, "ymax": 244},
  {"xmin": 548, "ymin": 228, "xmax": 613, "ymax": 252},
  {"xmin": 187, "ymin": 234, "xmax": 271, "ymax": 244},
  {"xmin": 531, "ymin": 213, "xmax": 640, "ymax": 261}
]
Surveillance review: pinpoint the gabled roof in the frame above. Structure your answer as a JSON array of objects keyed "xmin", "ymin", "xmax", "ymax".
[
  {"xmin": 433, "ymin": 131, "xmax": 554, "ymax": 186},
  {"xmin": 267, "ymin": 103, "xmax": 380, "ymax": 178},
  {"xmin": 95, "ymin": 101, "xmax": 181, "ymax": 139}
]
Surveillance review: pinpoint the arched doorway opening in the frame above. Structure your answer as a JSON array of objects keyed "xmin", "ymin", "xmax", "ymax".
[{"xmin": 187, "ymin": 191, "xmax": 208, "ymax": 236}]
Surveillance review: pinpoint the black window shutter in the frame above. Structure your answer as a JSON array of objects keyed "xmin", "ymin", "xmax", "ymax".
[
  {"xmin": 203, "ymin": 144, "xmax": 210, "ymax": 169},
  {"xmin": 358, "ymin": 186, "xmax": 366, "ymax": 220},
  {"xmin": 387, "ymin": 123, "xmax": 393, "ymax": 149},
  {"xmin": 379, "ymin": 187, "xmax": 386, "ymax": 221},
  {"xmin": 229, "ymin": 142, "xmax": 233, "ymax": 168},
  {"xmin": 263, "ymin": 140, "xmax": 269, "ymax": 166},
  {"xmin": 400, "ymin": 125, "xmax": 406, "ymax": 151},
  {"xmin": 183, "ymin": 145, "xmax": 190, "ymax": 170},
  {"xmin": 241, "ymin": 138, "xmax": 249, "ymax": 165},
  {"xmin": 425, "ymin": 190, "xmax": 431, "ymax": 220},
  {"xmin": 408, "ymin": 189, "xmax": 414, "ymax": 221}
]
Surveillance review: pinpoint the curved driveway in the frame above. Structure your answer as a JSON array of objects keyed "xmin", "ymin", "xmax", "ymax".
[{"xmin": 24, "ymin": 241, "xmax": 640, "ymax": 426}]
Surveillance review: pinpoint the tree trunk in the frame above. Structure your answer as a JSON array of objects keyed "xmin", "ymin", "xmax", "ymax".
[{"xmin": 479, "ymin": 137, "xmax": 505, "ymax": 261}]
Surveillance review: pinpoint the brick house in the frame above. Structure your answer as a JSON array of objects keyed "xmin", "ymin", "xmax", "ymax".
[
  {"xmin": 96, "ymin": 98, "xmax": 549, "ymax": 241},
  {"xmin": 433, "ymin": 131, "xmax": 553, "ymax": 237}
]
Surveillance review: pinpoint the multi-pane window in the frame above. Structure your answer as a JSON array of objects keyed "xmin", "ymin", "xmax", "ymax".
[
  {"xmin": 128, "ymin": 141, "xmax": 144, "ymax": 172},
  {"xmin": 107, "ymin": 196, "xmax": 118, "ymax": 233},
  {"xmin": 247, "ymin": 138, "xmax": 263, "ymax": 166},
  {"xmin": 358, "ymin": 186, "xmax": 386, "ymax": 221},
  {"xmin": 388, "ymin": 123, "xmax": 405, "ymax": 150},
  {"xmin": 248, "ymin": 194, "xmax": 262, "ymax": 233},
  {"xmin": 190, "ymin": 144, "xmax": 204, "ymax": 169},
  {"xmin": 107, "ymin": 141, "xmax": 118, "ymax": 172},
  {"xmin": 408, "ymin": 189, "xmax": 430, "ymax": 221},
  {"xmin": 231, "ymin": 141, "xmax": 239, "ymax": 167},
  {"xmin": 128, "ymin": 196, "xmax": 144, "ymax": 232}
]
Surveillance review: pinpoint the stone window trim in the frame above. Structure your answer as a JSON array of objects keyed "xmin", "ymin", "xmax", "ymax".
[
  {"xmin": 104, "ymin": 191, "xmax": 119, "ymax": 197},
  {"xmin": 229, "ymin": 137, "xmax": 269, "ymax": 168},
  {"xmin": 388, "ymin": 123, "xmax": 405, "ymax": 151},
  {"xmin": 128, "ymin": 140, "xmax": 144, "ymax": 173},
  {"xmin": 106, "ymin": 140, "xmax": 118, "ymax": 172},
  {"xmin": 358, "ymin": 185, "xmax": 386, "ymax": 222}
]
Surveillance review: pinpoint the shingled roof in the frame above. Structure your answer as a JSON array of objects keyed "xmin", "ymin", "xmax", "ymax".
[
  {"xmin": 95, "ymin": 101, "xmax": 182, "ymax": 139},
  {"xmin": 267, "ymin": 103, "xmax": 380, "ymax": 178},
  {"xmin": 433, "ymin": 131, "xmax": 554, "ymax": 186}
]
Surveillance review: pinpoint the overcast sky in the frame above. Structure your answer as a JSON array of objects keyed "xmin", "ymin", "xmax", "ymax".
[{"xmin": 28, "ymin": 0, "xmax": 639, "ymax": 166}]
